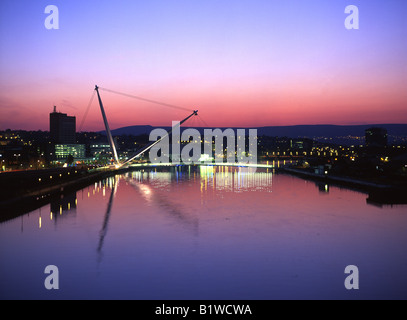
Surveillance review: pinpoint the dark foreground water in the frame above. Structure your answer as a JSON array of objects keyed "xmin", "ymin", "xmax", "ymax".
[{"xmin": 0, "ymin": 166, "xmax": 406, "ymax": 300}]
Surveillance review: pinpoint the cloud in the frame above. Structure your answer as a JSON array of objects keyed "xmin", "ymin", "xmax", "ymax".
[{"xmin": 60, "ymin": 99, "xmax": 78, "ymax": 110}]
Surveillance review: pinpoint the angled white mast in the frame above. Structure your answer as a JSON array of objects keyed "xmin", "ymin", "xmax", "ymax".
[
  {"xmin": 95, "ymin": 85, "xmax": 120, "ymax": 165},
  {"xmin": 120, "ymin": 110, "xmax": 198, "ymax": 167}
]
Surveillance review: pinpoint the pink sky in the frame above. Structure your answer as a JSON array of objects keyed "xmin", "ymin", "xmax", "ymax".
[{"xmin": 1, "ymin": 1, "xmax": 406, "ymax": 131}]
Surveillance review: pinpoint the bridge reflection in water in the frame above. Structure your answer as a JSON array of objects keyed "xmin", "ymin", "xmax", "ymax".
[
  {"xmin": 9, "ymin": 161, "xmax": 401, "ymax": 239},
  {"xmin": 26, "ymin": 165, "xmax": 275, "ymax": 259}
]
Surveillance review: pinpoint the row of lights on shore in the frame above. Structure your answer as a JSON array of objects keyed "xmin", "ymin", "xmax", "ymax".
[
  {"xmin": 38, "ymin": 170, "xmax": 79, "ymax": 182},
  {"xmin": 37, "ymin": 178, "xmax": 116, "ymax": 229}
]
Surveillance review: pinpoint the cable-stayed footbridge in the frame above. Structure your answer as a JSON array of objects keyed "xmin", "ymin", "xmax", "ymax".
[{"xmin": 90, "ymin": 85, "xmax": 199, "ymax": 170}]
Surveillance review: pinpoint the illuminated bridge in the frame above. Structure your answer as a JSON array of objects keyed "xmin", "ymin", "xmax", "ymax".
[
  {"xmin": 0, "ymin": 85, "xmax": 275, "ymax": 219},
  {"xmin": 90, "ymin": 85, "xmax": 273, "ymax": 171}
]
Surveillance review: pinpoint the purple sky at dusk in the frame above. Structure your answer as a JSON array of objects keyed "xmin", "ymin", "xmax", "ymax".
[{"xmin": 0, "ymin": 0, "xmax": 406, "ymax": 131}]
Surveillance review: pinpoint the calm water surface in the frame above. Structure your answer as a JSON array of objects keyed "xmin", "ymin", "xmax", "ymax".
[{"xmin": 1, "ymin": 166, "xmax": 406, "ymax": 300}]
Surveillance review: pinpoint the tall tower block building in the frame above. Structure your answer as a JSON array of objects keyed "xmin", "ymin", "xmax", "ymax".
[{"xmin": 50, "ymin": 106, "xmax": 76, "ymax": 144}]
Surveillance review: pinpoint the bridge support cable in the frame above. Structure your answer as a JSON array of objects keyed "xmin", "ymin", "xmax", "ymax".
[
  {"xmin": 93, "ymin": 86, "xmax": 198, "ymax": 168},
  {"xmin": 119, "ymin": 110, "xmax": 198, "ymax": 167},
  {"xmin": 78, "ymin": 90, "xmax": 96, "ymax": 132},
  {"xmin": 98, "ymin": 87, "xmax": 191, "ymax": 112},
  {"xmin": 95, "ymin": 85, "xmax": 120, "ymax": 166}
]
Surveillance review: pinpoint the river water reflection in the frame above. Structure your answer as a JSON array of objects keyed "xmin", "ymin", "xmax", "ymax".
[{"xmin": 0, "ymin": 166, "xmax": 406, "ymax": 300}]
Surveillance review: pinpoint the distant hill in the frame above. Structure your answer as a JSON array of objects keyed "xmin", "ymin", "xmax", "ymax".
[
  {"xmin": 105, "ymin": 124, "xmax": 407, "ymax": 145},
  {"xmin": 256, "ymin": 124, "xmax": 407, "ymax": 138},
  {"xmin": 109, "ymin": 124, "xmax": 407, "ymax": 137},
  {"xmin": 110, "ymin": 125, "xmax": 154, "ymax": 136}
]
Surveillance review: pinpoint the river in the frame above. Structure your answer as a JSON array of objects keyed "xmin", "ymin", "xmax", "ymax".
[{"xmin": 0, "ymin": 165, "xmax": 406, "ymax": 300}]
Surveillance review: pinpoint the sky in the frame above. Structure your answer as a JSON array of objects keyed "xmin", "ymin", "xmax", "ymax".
[{"xmin": 0, "ymin": 0, "xmax": 406, "ymax": 131}]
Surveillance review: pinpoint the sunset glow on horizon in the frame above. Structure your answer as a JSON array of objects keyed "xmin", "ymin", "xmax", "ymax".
[{"xmin": 1, "ymin": 0, "xmax": 406, "ymax": 131}]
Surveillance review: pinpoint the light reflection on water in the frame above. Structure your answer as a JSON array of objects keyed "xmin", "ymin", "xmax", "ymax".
[{"xmin": 0, "ymin": 166, "xmax": 406, "ymax": 300}]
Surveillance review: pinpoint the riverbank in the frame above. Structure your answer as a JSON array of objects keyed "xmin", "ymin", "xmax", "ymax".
[
  {"xmin": 282, "ymin": 167, "xmax": 407, "ymax": 205},
  {"xmin": 282, "ymin": 167, "xmax": 392, "ymax": 189},
  {"xmin": 0, "ymin": 168, "xmax": 123, "ymax": 222},
  {"xmin": 1, "ymin": 164, "xmax": 405, "ymax": 223}
]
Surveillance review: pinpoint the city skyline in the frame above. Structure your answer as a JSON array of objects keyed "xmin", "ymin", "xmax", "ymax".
[{"xmin": 1, "ymin": 0, "xmax": 407, "ymax": 132}]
